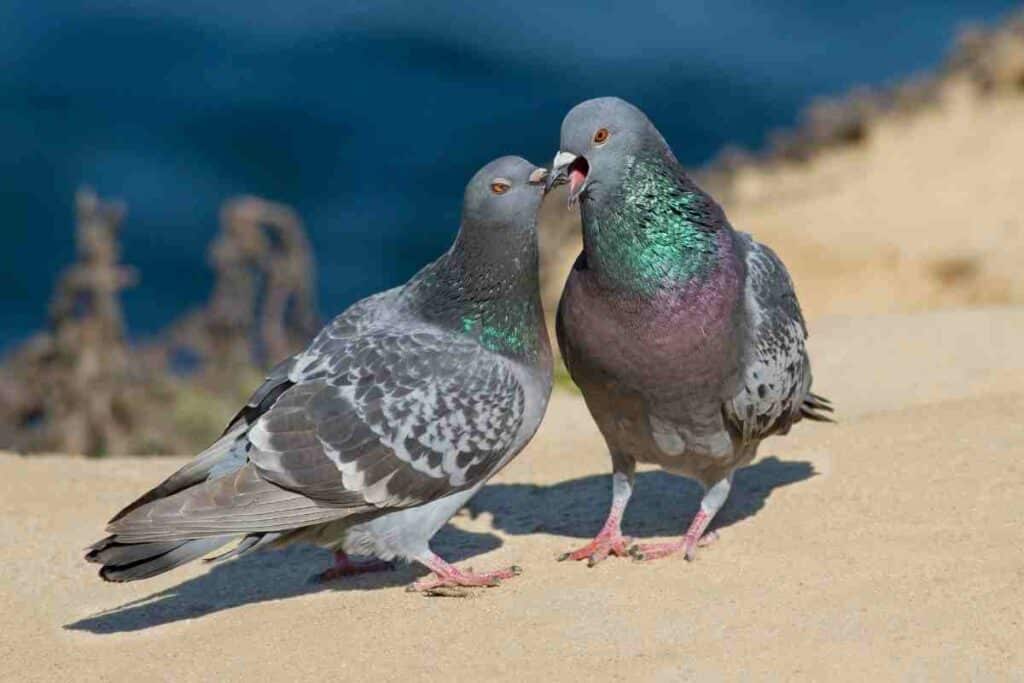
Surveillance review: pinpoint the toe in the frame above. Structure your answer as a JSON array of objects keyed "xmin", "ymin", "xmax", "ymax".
[
  {"xmin": 558, "ymin": 547, "xmax": 590, "ymax": 562},
  {"xmin": 697, "ymin": 530, "xmax": 719, "ymax": 547},
  {"xmin": 629, "ymin": 542, "xmax": 684, "ymax": 562}
]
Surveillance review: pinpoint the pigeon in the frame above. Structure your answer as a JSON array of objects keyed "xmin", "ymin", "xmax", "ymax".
[
  {"xmin": 87, "ymin": 156, "xmax": 553, "ymax": 592},
  {"xmin": 547, "ymin": 97, "xmax": 832, "ymax": 564}
]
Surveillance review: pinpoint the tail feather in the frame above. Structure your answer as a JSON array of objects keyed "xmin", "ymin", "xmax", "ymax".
[
  {"xmin": 87, "ymin": 535, "xmax": 235, "ymax": 582},
  {"xmin": 801, "ymin": 391, "xmax": 835, "ymax": 423},
  {"xmin": 85, "ymin": 464, "xmax": 345, "ymax": 581},
  {"xmin": 105, "ymin": 464, "xmax": 343, "ymax": 544},
  {"xmin": 204, "ymin": 532, "xmax": 282, "ymax": 564},
  {"xmin": 110, "ymin": 424, "xmax": 248, "ymax": 523}
]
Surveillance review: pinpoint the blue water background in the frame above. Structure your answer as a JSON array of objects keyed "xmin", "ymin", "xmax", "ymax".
[{"xmin": 0, "ymin": 1, "xmax": 1017, "ymax": 347}]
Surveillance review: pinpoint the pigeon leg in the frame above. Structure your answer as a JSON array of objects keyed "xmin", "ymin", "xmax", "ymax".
[
  {"xmin": 409, "ymin": 551, "xmax": 522, "ymax": 593},
  {"xmin": 559, "ymin": 461, "xmax": 635, "ymax": 566},
  {"xmin": 316, "ymin": 551, "xmax": 394, "ymax": 582},
  {"xmin": 631, "ymin": 474, "xmax": 732, "ymax": 562}
]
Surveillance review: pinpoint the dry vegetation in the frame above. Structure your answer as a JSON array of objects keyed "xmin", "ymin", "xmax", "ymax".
[{"xmin": 0, "ymin": 194, "xmax": 318, "ymax": 456}]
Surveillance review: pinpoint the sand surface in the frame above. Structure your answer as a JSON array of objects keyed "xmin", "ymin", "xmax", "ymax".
[{"xmin": 2, "ymin": 307, "xmax": 1023, "ymax": 681}]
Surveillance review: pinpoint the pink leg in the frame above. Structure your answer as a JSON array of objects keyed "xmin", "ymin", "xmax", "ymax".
[
  {"xmin": 409, "ymin": 551, "xmax": 522, "ymax": 594},
  {"xmin": 631, "ymin": 475, "xmax": 732, "ymax": 562},
  {"xmin": 558, "ymin": 510, "xmax": 632, "ymax": 566},
  {"xmin": 559, "ymin": 471, "xmax": 634, "ymax": 566},
  {"xmin": 317, "ymin": 551, "xmax": 394, "ymax": 582},
  {"xmin": 630, "ymin": 509, "xmax": 715, "ymax": 561}
]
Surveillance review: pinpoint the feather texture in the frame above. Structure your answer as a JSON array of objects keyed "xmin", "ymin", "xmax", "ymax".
[
  {"xmin": 725, "ymin": 233, "xmax": 817, "ymax": 441},
  {"xmin": 553, "ymin": 98, "xmax": 831, "ymax": 561},
  {"xmin": 85, "ymin": 156, "xmax": 553, "ymax": 584}
]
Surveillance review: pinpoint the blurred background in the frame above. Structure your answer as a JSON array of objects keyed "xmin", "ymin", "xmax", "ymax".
[{"xmin": 2, "ymin": 1, "xmax": 1023, "ymax": 455}]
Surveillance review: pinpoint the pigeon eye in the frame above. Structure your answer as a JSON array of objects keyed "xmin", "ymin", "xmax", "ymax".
[
  {"xmin": 593, "ymin": 127, "xmax": 610, "ymax": 145},
  {"xmin": 490, "ymin": 180, "xmax": 511, "ymax": 195}
]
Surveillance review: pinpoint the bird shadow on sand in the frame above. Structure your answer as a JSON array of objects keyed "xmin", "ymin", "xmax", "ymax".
[
  {"xmin": 467, "ymin": 456, "xmax": 816, "ymax": 541},
  {"xmin": 66, "ymin": 456, "xmax": 812, "ymax": 634},
  {"xmin": 64, "ymin": 524, "xmax": 501, "ymax": 635}
]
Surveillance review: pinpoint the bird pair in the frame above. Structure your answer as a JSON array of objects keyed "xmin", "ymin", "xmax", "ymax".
[{"xmin": 87, "ymin": 98, "xmax": 831, "ymax": 594}]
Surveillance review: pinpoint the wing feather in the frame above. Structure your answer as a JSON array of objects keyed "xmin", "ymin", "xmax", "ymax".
[
  {"xmin": 726, "ymin": 233, "xmax": 817, "ymax": 441},
  {"xmin": 104, "ymin": 292, "xmax": 526, "ymax": 543},
  {"xmin": 248, "ymin": 331, "xmax": 526, "ymax": 509}
]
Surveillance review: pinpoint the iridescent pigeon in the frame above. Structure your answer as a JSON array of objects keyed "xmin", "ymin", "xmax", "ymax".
[
  {"xmin": 87, "ymin": 156, "xmax": 553, "ymax": 593},
  {"xmin": 548, "ymin": 98, "xmax": 832, "ymax": 565}
]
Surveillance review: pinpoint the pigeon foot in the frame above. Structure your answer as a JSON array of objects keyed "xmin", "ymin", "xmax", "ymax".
[
  {"xmin": 630, "ymin": 530, "xmax": 719, "ymax": 562},
  {"xmin": 410, "ymin": 551, "xmax": 521, "ymax": 595},
  {"xmin": 409, "ymin": 565, "xmax": 522, "ymax": 595},
  {"xmin": 629, "ymin": 539, "xmax": 685, "ymax": 562},
  {"xmin": 557, "ymin": 530, "xmax": 633, "ymax": 566},
  {"xmin": 316, "ymin": 551, "xmax": 394, "ymax": 583}
]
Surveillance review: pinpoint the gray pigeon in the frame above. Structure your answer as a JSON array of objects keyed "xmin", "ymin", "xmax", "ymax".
[
  {"xmin": 87, "ymin": 156, "xmax": 553, "ymax": 592},
  {"xmin": 548, "ymin": 98, "xmax": 832, "ymax": 564}
]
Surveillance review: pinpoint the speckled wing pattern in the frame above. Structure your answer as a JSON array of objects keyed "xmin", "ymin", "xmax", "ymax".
[
  {"xmin": 225, "ymin": 287, "xmax": 402, "ymax": 432},
  {"xmin": 110, "ymin": 291, "xmax": 406, "ymax": 527},
  {"xmin": 725, "ymin": 233, "xmax": 816, "ymax": 442},
  {"xmin": 105, "ymin": 289, "xmax": 526, "ymax": 542},
  {"xmin": 246, "ymin": 328, "xmax": 527, "ymax": 510}
]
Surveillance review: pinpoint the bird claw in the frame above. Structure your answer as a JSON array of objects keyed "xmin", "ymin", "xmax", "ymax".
[
  {"xmin": 630, "ymin": 531, "xmax": 720, "ymax": 562},
  {"xmin": 629, "ymin": 541, "xmax": 684, "ymax": 562},
  {"xmin": 558, "ymin": 533, "xmax": 633, "ymax": 566},
  {"xmin": 408, "ymin": 564, "xmax": 522, "ymax": 595}
]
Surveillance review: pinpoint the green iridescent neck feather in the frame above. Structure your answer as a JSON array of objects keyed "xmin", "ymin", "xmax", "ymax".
[
  {"xmin": 411, "ymin": 238, "xmax": 544, "ymax": 358},
  {"xmin": 460, "ymin": 297, "xmax": 542, "ymax": 357},
  {"xmin": 584, "ymin": 155, "xmax": 721, "ymax": 293}
]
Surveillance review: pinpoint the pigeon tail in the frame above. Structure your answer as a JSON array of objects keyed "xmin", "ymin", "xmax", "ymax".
[
  {"xmin": 86, "ymin": 535, "xmax": 235, "ymax": 582},
  {"xmin": 86, "ymin": 529, "xmax": 285, "ymax": 582},
  {"xmin": 800, "ymin": 392, "xmax": 835, "ymax": 423}
]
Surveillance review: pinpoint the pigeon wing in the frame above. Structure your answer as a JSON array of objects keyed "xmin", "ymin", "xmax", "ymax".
[
  {"xmin": 107, "ymin": 287, "xmax": 404, "ymax": 524},
  {"xmin": 225, "ymin": 286, "xmax": 402, "ymax": 432},
  {"xmin": 247, "ymin": 329, "xmax": 527, "ymax": 510},
  {"xmin": 726, "ymin": 233, "xmax": 815, "ymax": 442},
  {"xmin": 105, "ymin": 327, "xmax": 526, "ymax": 543}
]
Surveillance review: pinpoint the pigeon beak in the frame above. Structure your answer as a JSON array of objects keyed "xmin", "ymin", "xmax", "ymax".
[
  {"xmin": 546, "ymin": 151, "xmax": 576, "ymax": 192},
  {"xmin": 548, "ymin": 151, "xmax": 588, "ymax": 209},
  {"xmin": 528, "ymin": 167, "xmax": 549, "ymax": 186}
]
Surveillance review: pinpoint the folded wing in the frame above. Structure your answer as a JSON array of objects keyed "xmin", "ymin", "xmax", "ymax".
[
  {"xmin": 105, "ymin": 327, "xmax": 526, "ymax": 544},
  {"xmin": 726, "ymin": 233, "xmax": 823, "ymax": 442}
]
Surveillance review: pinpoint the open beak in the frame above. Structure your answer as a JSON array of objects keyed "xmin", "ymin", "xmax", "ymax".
[{"xmin": 547, "ymin": 151, "xmax": 589, "ymax": 208}]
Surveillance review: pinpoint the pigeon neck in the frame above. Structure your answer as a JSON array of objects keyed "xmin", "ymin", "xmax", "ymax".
[
  {"xmin": 583, "ymin": 153, "xmax": 726, "ymax": 295},
  {"xmin": 417, "ymin": 234, "xmax": 546, "ymax": 360}
]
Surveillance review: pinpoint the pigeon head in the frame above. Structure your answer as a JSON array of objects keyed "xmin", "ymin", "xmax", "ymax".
[
  {"xmin": 421, "ymin": 156, "xmax": 550, "ymax": 356},
  {"xmin": 548, "ymin": 97, "xmax": 671, "ymax": 209},
  {"xmin": 453, "ymin": 155, "xmax": 549, "ymax": 279},
  {"xmin": 461, "ymin": 155, "xmax": 548, "ymax": 241},
  {"xmin": 547, "ymin": 98, "xmax": 725, "ymax": 293}
]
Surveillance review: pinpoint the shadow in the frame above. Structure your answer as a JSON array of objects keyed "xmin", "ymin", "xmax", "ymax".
[
  {"xmin": 65, "ymin": 524, "xmax": 500, "ymax": 635},
  {"xmin": 467, "ymin": 456, "xmax": 815, "ymax": 539},
  {"xmin": 66, "ymin": 457, "xmax": 813, "ymax": 634}
]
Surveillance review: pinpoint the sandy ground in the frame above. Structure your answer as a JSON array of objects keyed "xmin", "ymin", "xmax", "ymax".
[{"xmin": 2, "ymin": 306, "xmax": 1022, "ymax": 681}]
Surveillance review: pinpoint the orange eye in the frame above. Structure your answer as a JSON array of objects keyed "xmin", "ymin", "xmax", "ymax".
[
  {"xmin": 490, "ymin": 181, "xmax": 510, "ymax": 195},
  {"xmin": 593, "ymin": 127, "xmax": 610, "ymax": 145}
]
